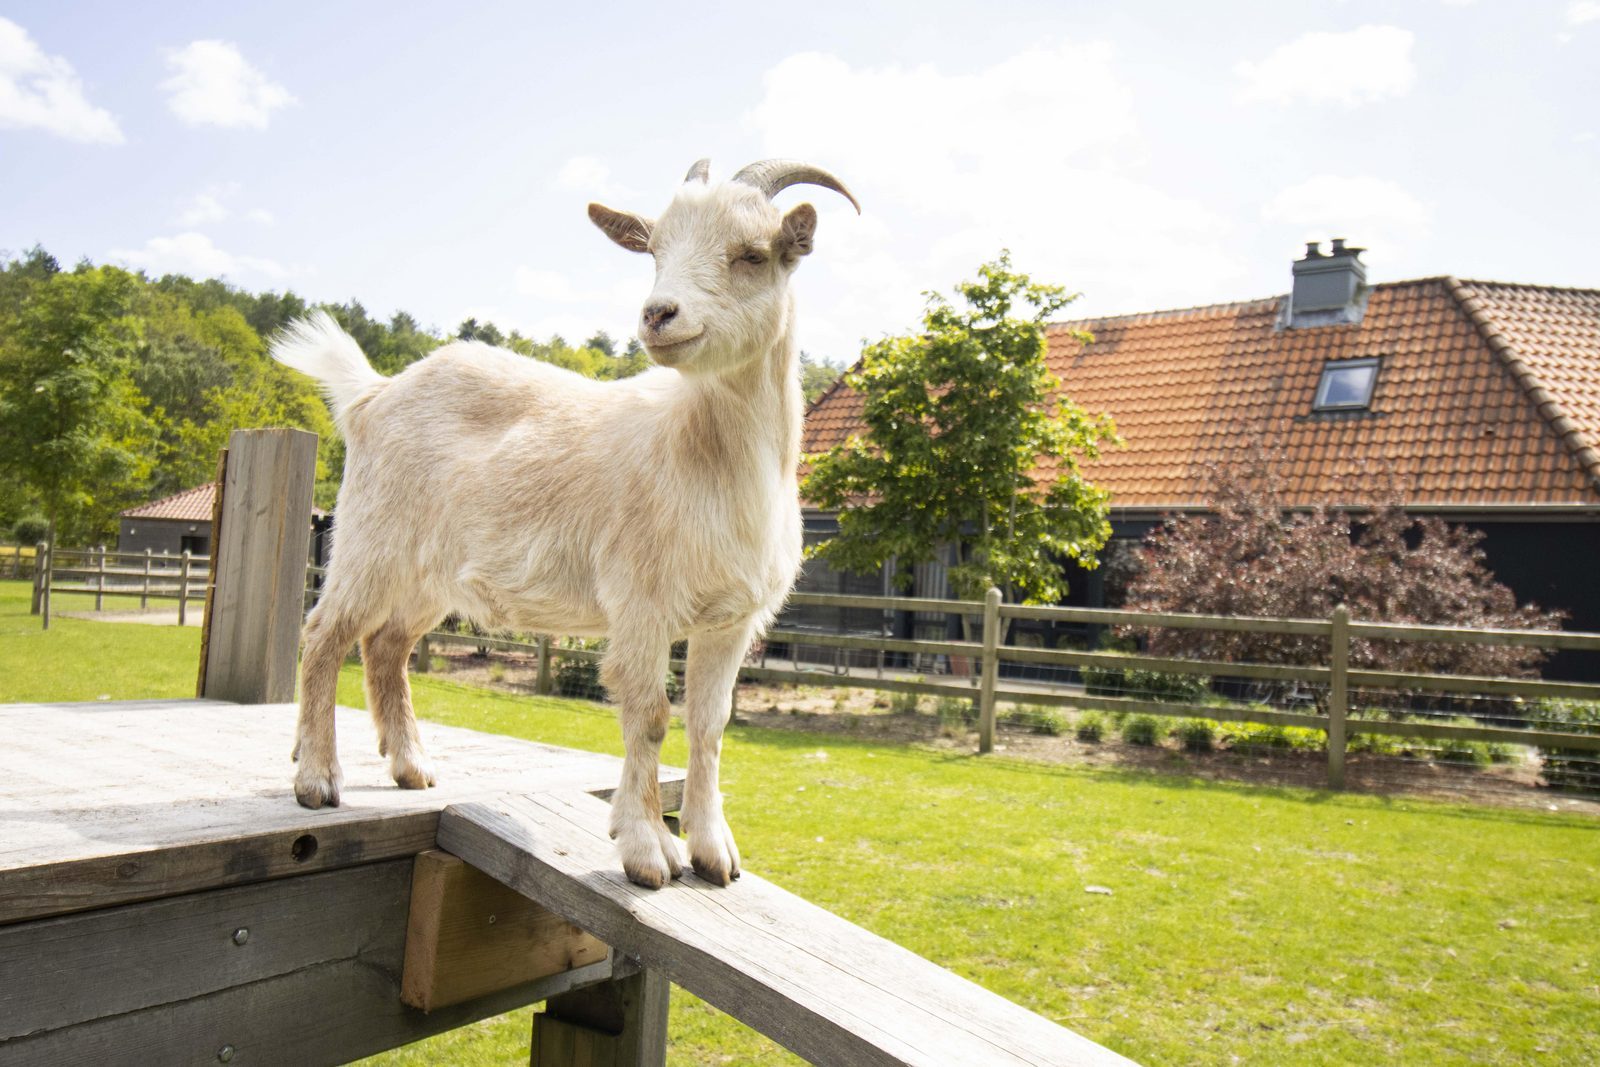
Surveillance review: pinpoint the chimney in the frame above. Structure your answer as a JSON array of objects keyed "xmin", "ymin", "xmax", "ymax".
[{"xmin": 1285, "ymin": 238, "xmax": 1368, "ymax": 328}]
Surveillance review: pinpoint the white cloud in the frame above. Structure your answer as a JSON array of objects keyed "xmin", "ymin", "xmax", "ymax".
[
  {"xmin": 1569, "ymin": 2, "xmax": 1600, "ymax": 25},
  {"xmin": 244, "ymin": 207, "xmax": 275, "ymax": 225},
  {"xmin": 555, "ymin": 155, "xmax": 634, "ymax": 201},
  {"xmin": 0, "ymin": 16, "xmax": 122, "ymax": 143},
  {"xmin": 162, "ymin": 41, "xmax": 294, "ymax": 129},
  {"xmin": 513, "ymin": 266, "xmax": 579, "ymax": 303},
  {"xmin": 1261, "ymin": 175, "xmax": 1431, "ymax": 259},
  {"xmin": 176, "ymin": 191, "xmax": 230, "ymax": 227},
  {"xmin": 110, "ymin": 232, "xmax": 286, "ymax": 280},
  {"xmin": 1235, "ymin": 26, "xmax": 1416, "ymax": 107},
  {"xmin": 745, "ymin": 44, "xmax": 1242, "ymax": 357}
]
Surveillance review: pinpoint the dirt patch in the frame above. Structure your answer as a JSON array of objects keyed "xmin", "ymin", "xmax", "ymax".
[
  {"xmin": 420, "ymin": 646, "xmax": 1600, "ymax": 817},
  {"xmin": 58, "ymin": 607, "xmax": 203, "ymax": 627}
]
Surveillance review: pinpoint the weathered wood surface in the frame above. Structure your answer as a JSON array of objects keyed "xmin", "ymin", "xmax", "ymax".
[
  {"xmin": 401, "ymin": 849, "xmax": 608, "ymax": 1011},
  {"xmin": 534, "ymin": 967, "xmax": 672, "ymax": 1067},
  {"xmin": 440, "ymin": 791, "xmax": 1136, "ymax": 1067},
  {"xmin": 1, "ymin": 860, "xmax": 412, "ymax": 1041},
  {"xmin": 201, "ymin": 428, "xmax": 317, "ymax": 704},
  {"xmin": 0, "ymin": 699, "xmax": 682, "ymax": 925}
]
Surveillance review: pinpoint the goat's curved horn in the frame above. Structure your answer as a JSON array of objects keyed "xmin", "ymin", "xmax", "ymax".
[
  {"xmin": 683, "ymin": 158, "xmax": 711, "ymax": 183},
  {"xmin": 731, "ymin": 159, "xmax": 860, "ymax": 213}
]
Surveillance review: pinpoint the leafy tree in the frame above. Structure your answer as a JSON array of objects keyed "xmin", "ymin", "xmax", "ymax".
[
  {"xmin": 0, "ymin": 265, "xmax": 159, "ymax": 543},
  {"xmin": 1123, "ymin": 448, "xmax": 1563, "ymax": 680},
  {"xmin": 584, "ymin": 330, "xmax": 617, "ymax": 356},
  {"xmin": 799, "ymin": 350, "xmax": 844, "ymax": 406},
  {"xmin": 802, "ymin": 252, "xmax": 1119, "ymax": 605}
]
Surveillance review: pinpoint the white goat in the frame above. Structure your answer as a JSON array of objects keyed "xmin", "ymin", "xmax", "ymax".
[{"xmin": 271, "ymin": 159, "xmax": 858, "ymax": 888}]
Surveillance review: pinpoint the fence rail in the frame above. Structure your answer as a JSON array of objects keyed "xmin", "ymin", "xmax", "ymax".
[
  {"xmin": 34, "ymin": 545, "xmax": 212, "ymax": 627},
  {"xmin": 349, "ymin": 581, "xmax": 1600, "ymax": 792}
]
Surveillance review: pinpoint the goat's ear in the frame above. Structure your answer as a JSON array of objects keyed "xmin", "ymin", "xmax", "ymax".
[
  {"xmin": 588, "ymin": 203, "xmax": 653, "ymax": 253},
  {"xmin": 777, "ymin": 203, "xmax": 817, "ymax": 265}
]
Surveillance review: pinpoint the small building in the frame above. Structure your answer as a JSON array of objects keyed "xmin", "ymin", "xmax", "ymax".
[
  {"xmin": 118, "ymin": 484, "xmax": 217, "ymax": 559},
  {"xmin": 800, "ymin": 242, "xmax": 1600, "ymax": 674}
]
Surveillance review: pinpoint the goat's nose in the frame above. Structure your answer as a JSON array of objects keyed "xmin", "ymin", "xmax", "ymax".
[{"xmin": 642, "ymin": 301, "xmax": 678, "ymax": 330}]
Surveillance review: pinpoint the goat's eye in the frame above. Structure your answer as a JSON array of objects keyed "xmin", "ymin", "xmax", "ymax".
[{"xmin": 736, "ymin": 250, "xmax": 767, "ymax": 266}]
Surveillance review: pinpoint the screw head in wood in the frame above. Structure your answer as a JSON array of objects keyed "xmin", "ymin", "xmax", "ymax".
[
  {"xmin": 232, "ymin": 928, "xmax": 249, "ymax": 946},
  {"xmin": 217, "ymin": 1045, "xmax": 235, "ymax": 1062}
]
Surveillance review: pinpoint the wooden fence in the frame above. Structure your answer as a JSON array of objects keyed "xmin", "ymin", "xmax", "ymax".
[
  {"xmin": 34, "ymin": 545, "xmax": 211, "ymax": 629},
  {"xmin": 320, "ymin": 574, "xmax": 1600, "ymax": 790},
  {"xmin": 0, "ymin": 543, "xmax": 38, "ymax": 580}
]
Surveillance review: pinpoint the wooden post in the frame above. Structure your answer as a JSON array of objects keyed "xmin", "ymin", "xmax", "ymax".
[
  {"xmin": 1327, "ymin": 604, "xmax": 1350, "ymax": 790},
  {"xmin": 94, "ymin": 545, "xmax": 105, "ymax": 612},
  {"xmin": 40, "ymin": 542, "xmax": 52, "ymax": 630},
  {"xmin": 200, "ymin": 428, "xmax": 318, "ymax": 704},
  {"xmin": 415, "ymin": 632, "xmax": 431, "ymax": 673},
  {"xmin": 178, "ymin": 551, "xmax": 191, "ymax": 627},
  {"xmin": 978, "ymin": 586, "xmax": 1001, "ymax": 755},
  {"xmin": 535, "ymin": 635, "xmax": 553, "ymax": 696},
  {"xmin": 141, "ymin": 549, "xmax": 152, "ymax": 610},
  {"xmin": 532, "ymin": 966, "xmax": 670, "ymax": 1067},
  {"xmin": 31, "ymin": 541, "xmax": 46, "ymax": 615}
]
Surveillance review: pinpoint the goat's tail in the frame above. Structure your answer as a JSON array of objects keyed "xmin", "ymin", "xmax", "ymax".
[{"xmin": 269, "ymin": 311, "xmax": 386, "ymax": 433}]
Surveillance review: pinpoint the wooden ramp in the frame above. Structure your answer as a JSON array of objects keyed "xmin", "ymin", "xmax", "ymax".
[{"xmin": 441, "ymin": 791, "xmax": 1135, "ymax": 1067}]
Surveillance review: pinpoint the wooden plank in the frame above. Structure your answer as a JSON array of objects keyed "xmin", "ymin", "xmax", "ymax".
[
  {"xmin": 979, "ymin": 588, "xmax": 1000, "ymax": 754},
  {"xmin": 766, "ymin": 628, "xmax": 982, "ymax": 659},
  {"xmin": 1345, "ymin": 668, "xmax": 1600, "ymax": 702},
  {"xmin": 1327, "ymin": 606, "xmax": 1350, "ymax": 789},
  {"xmin": 196, "ymin": 445, "xmax": 229, "ymax": 696},
  {"xmin": 439, "ymin": 791, "xmax": 1137, "ymax": 1067},
  {"xmin": 992, "ymin": 688, "xmax": 1332, "ymax": 732},
  {"xmin": 0, "ymin": 860, "xmax": 410, "ymax": 1040},
  {"xmin": 401, "ymin": 849, "xmax": 608, "ymax": 1011},
  {"xmin": 1349, "ymin": 619, "xmax": 1600, "ymax": 652},
  {"xmin": 201, "ymin": 427, "xmax": 318, "ymax": 704},
  {"xmin": 1000, "ymin": 602, "xmax": 1333, "ymax": 636},
  {"xmin": 534, "ymin": 967, "xmax": 671, "ymax": 1067},
  {"xmin": 998, "ymin": 645, "xmax": 1329, "ymax": 685},
  {"xmin": 0, "ymin": 700, "xmax": 683, "ymax": 925},
  {"xmin": 736, "ymin": 665, "xmax": 976, "ymax": 699},
  {"xmin": 788, "ymin": 591, "xmax": 988, "ymax": 615},
  {"xmin": 0, "ymin": 930, "xmax": 620, "ymax": 1067},
  {"xmin": 1347, "ymin": 717, "xmax": 1600, "ymax": 751}
]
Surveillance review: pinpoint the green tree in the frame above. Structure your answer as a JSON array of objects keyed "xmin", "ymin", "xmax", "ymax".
[
  {"xmin": 802, "ymin": 252, "xmax": 1119, "ymax": 605},
  {"xmin": 0, "ymin": 265, "xmax": 159, "ymax": 544},
  {"xmin": 799, "ymin": 350, "xmax": 845, "ymax": 405}
]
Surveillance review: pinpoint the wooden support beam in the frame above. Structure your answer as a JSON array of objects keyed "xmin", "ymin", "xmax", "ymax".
[
  {"xmin": 200, "ymin": 428, "xmax": 318, "ymax": 704},
  {"xmin": 532, "ymin": 967, "xmax": 670, "ymax": 1067},
  {"xmin": 402, "ymin": 849, "xmax": 608, "ymax": 1012}
]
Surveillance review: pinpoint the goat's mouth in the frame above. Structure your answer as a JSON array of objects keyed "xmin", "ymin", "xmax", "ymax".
[{"xmin": 644, "ymin": 330, "xmax": 705, "ymax": 364}]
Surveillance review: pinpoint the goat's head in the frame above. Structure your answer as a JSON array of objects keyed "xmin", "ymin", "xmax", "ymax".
[{"xmin": 588, "ymin": 159, "xmax": 859, "ymax": 373}]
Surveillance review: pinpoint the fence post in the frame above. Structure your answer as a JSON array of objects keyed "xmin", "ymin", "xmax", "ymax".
[
  {"xmin": 978, "ymin": 587, "xmax": 1001, "ymax": 755},
  {"xmin": 536, "ymin": 635, "xmax": 553, "ymax": 696},
  {"xmin": 141, "ymin": 549, "xmax": 152, "ymax": 610},
  {"xmin": 179, "ymin": 551, "xmax": 192, "ymax": 627},
  {"xmin": 200, "ymin": 428, "xmax": 318, "ymax": 704},
  {"xmin": 31, "ymin": 541, "xmax": 46, "ymax": 614},
  {"xmin": 95, "ymin": 545, "xmax": 106, "ymax": 612},
  {"xmin": 416, "ymin": 631, "xmax": 431, "ymax": 673},
  {"xmin": 1327, "ymin": 604, "xmax": 1349, "ymax": 789},
  {"xmin": 40, "ymin": 542, "xmax": 52, "ymax": 630}
]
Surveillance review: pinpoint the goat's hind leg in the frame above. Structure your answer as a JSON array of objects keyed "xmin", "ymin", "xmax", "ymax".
[
  {"xmin": 601, "ymin": 624, "xmax": 682, "ymax": 889},
  {"xmin": 361, "ymin": 607, "xmax": 442, "ymax": 790},
  {"xmin": 293, "ymin": 595, "xmax": 376, "ymax": 808}
]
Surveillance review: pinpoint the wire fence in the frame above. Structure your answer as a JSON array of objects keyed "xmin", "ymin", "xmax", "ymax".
[{"xmin": 296, "ymin": 571, "xmax": 1600, "ymax": 805}]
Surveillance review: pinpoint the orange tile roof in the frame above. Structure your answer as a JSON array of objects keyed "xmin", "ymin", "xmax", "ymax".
[
  {"xmin": 121, "ymin": 483, "xmax": 218, "ymax": 522},
  {"xmin": 802, "ymin": 278, "xmax": 1600, "ymax": 510}
]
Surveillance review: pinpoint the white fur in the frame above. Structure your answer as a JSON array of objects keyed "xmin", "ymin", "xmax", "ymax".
[{"xmin": 273, "ymin": 165, "xmax": 840, "ymax": 888}]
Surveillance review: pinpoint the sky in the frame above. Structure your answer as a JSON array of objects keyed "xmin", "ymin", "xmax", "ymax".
[{"xmin": 2, "ymin": 1, "xmax": 1597, "ymax": 362}]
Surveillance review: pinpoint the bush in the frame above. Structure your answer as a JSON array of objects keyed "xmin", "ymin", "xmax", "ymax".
[
  {"xmin": 1075, "ymin": 711, "xmax": 1105, "ymax": 742},
  {"xmin": 1221, "ymin": 721, "xmax": 1324, "ymax": 753},
  {"xmin": 936, "ymin": 696, "xmax": 976, "ymax": 733},
  {"xmin": 889, "ymin": 689, "xmax": 924, "ymax": 715},
  {"xmin": 1537, "ymin": 700, "xmax": 1600, "ymax": 794},
  {"xmin": 12, "ymin": 515, "xmax": 47, "ymax": 546},
  {"xmin": 1122, "ymin": 715, "xmax": 1161, "ymax": 746},
  {"xmin": 1174, "ymin": 718, "xmax": 1216, "ymax": 752},
  {"xmin": 554, "ymin": 639, "xmax": 604, "ymax": 699},
  {"xmin": 1082, "ymin": 660, "xmax": 1210, "ymax": 704},
  {"xmin": 1005, "ymin": 704, "xmax": 1065, "ymax": 735}
]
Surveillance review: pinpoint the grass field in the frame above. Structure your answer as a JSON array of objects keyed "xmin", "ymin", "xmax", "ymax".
[{"xmin": 3, "ymin": 580, "xmax": 1597, "ymax": 1066}]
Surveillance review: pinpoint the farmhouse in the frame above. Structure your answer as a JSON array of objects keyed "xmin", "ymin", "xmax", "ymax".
[
  {"xmin": 798, "ymin": 244, "xmax": 1600, "ymax": 666},
  {"xmin": 119, "ymin": 482, "xmax": 331, "ymax": 567}
]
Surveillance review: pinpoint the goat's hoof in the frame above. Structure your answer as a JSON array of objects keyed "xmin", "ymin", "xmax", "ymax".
[
  {"xmin": 688, "ymin": 822, "xmax": 742, "ymax": 887},
  {"xmin": 616, "ymin": 820, "xmax": 683, "ymax": 889},
  {"xmin": 294, "ymin": 765, "xmax": 343, "ymax": 809},
  {"xmin": 390, "ymin": 750, "xmax": 436, "ymax": 790}
]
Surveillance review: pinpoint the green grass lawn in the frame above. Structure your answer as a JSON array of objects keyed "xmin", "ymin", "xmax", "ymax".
[{"xmin": 3, "ymin": 579, "xmax": 1597, "ymax": 1066}]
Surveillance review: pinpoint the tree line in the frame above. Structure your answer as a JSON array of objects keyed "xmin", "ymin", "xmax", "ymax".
[{"xmin": 0, "ymin": 246, "xmax": 845, "ymax": 547}]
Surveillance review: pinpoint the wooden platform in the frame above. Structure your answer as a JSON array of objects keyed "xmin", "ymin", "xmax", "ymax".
[{"xmin": 0, "ymin": 699, "xmax": 1134, "ymax": 1066}]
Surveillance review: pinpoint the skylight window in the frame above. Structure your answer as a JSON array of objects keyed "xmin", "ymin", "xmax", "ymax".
[{"xmin": 1313, "ymin": 358, "xmax": 1379, "ymax": 411}]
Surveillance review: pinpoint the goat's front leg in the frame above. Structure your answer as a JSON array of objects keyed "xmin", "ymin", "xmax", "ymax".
[
  {"xmin": 601, "ymin": 624, "xmax": 682, "ymax": 888},
  {"xmin": 681, "ymin": 621, "xmax": 755, "ymax": 886}
]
